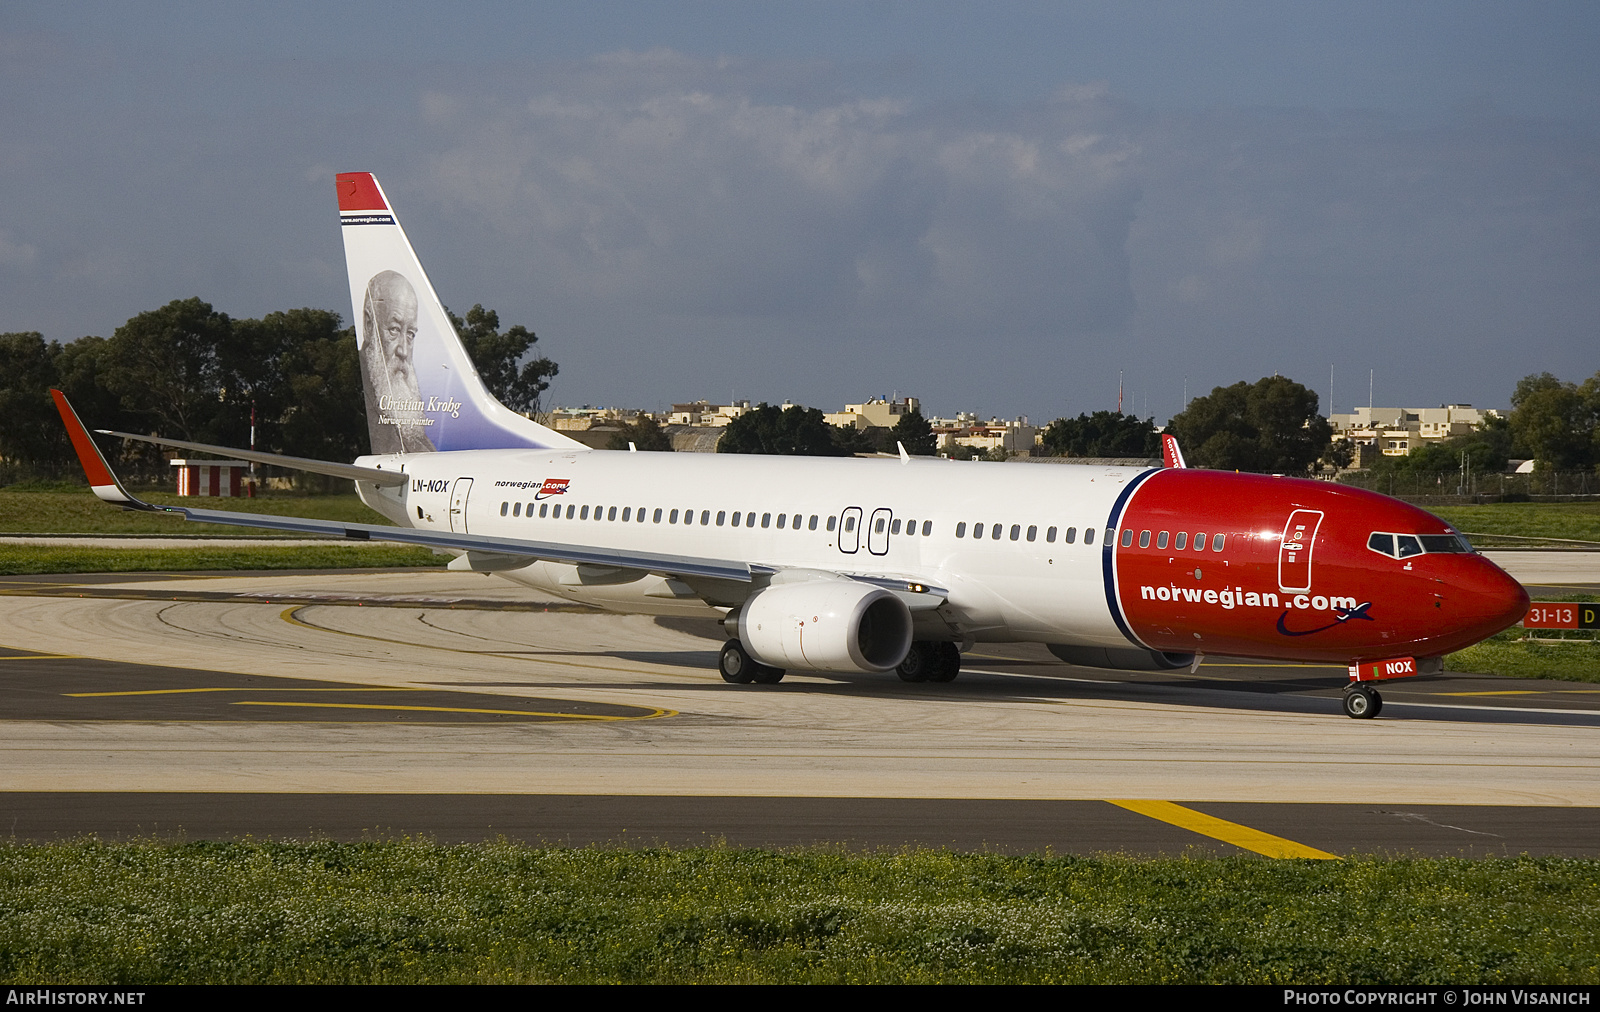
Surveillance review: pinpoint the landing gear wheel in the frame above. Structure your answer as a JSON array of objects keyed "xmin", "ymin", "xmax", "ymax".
[
  {"xmin": 1343, "ymin": 685, "xmax": 1380, "ymax": 719},
  {"xmin": 897, "ymin": 641, "xmax": 936, "ymax": 682},
  {"xmin": 751, "ymin": 663, "xmax": 786, "ymax": 684},
  {"xmin": 719, "ymin": 640, "xmax": 756, "ymax": 684},
  {"xmin": 927, "ymin": 642, "xmax": 962, "ymax": 683}
]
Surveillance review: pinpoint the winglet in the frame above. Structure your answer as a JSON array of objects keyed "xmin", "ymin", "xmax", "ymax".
[
  {"xmin": 50, "ymin": 389, "xmax": 158, "ymax": 510},
  {"xmin": 1161, "ymin": 433, "xmax": 1188, "ymax": 469},
  {"xmin": 897, "ymin": 441, "xmax": 910, "ymax": 463}
]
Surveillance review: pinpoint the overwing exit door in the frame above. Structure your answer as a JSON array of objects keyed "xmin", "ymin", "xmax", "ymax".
[
  {"xmin": 867, "ymin": 508, "xmax": 892, "ymax": 555},
  {"xmin": 838, "ymin": 506, "xmax": 862, "ymax": 554},
  {"xmin": 449, "ymin": 477, "xmax": 474, "ymax": 533}
]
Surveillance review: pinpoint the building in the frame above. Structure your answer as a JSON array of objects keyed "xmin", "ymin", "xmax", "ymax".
[
  {"xmin": 824, "ymin": 396, "xmax": 920, "ymax": 431},
  {"xmin": 1330, "ymin": 404, "xmax": 1499, "ymax": 458},
  {"xmin": 931, "ymin": 414, "xmax": 1039, "ymax": 456},
  {"xmin": 666, "ymin": 400, "xmax": 752, "ymax": 427}
]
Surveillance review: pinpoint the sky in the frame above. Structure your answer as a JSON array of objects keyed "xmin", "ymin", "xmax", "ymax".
[{"xmin": 4, "ymin": 1, "xmax": 1599, "ymax": 425}]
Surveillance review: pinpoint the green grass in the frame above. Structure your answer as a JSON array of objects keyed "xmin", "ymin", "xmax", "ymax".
[
  {"xmin": 1431, "ymin": 502, "xmax": 1600, "ymax": 547},
  {"xmin": 0, "ymin": 544, "xmax": 443, "ymax": 575},
  {"xmin": 1, "ymin": 842, "xmax": 1596, "ymax": 984},
  {"xmin": 0, "ymin": 491, "xmax": 391, "ymax": 535}
]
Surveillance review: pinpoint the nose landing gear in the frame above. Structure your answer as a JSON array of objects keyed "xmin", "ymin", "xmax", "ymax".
[{"xmin": 1343, "ymin": 684, "xmax": 1383, "ymax": 719}]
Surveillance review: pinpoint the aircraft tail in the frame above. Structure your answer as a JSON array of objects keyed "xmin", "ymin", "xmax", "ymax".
[{"xmin": 335, "ymin": 172, "xmax": 585, "ymax": 453}]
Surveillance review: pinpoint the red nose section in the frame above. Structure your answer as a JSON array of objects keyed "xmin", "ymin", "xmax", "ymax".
[{"xmin": 1112, "ymin": 470, "xmax": 1529, "ymax": 664}]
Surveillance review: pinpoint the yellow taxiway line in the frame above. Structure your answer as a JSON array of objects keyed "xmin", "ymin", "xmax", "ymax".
[{"xmin": 1108, "ymin": 799, "xmax": 1340, "ymax": 859}]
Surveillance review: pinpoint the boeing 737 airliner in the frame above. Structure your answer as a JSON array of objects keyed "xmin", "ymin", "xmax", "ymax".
[{"xmin": 53, "ymin": 172, "xmax": 1530, "ymax": 718}]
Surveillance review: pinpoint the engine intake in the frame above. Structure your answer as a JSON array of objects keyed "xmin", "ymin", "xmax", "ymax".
[{"xmin": 735, "ymin": 579, "xmax": 913, "ymax": 673}]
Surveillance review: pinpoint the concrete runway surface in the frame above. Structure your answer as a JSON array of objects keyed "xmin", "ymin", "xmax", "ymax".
[{"xmin": 0, "ymin": 552, "xmax": 1596, "ymax": 856}]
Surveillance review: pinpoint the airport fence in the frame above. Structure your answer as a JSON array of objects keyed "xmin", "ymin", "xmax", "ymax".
[{"xmin": 1337, "ymin": 469, "xmax": 1600, "ymax": 503}]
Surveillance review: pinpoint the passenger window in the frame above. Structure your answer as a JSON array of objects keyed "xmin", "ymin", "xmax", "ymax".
[
  {"xmin": 731, "ymin": 512, "xmax": 742, "ymax": 527},
  {"xmin": 1156, "ymin": 531, "xmax": 1168, "ymax": 549},
  {"xmin": 1194, "ymin": 533, "xmax": 1206, "ymax": 551},
  {"xmin": 685, "ymin": 510, "xmax": 694, "ymax": 525},
  {"xmin": 746, "ymin": 512, "xmax": 756, "ymax": 527},
  {"xmin": 973, "ymin": 523, "xmax": 983, "ymax": 540},
  {"xmin": 922, "ymin": 521, "xmax": 931, "ymax": 536},
  {"xmin": 580, "ymin": 506, "xmax": 589, "ymax": 520},
  {"xmin": 1010, "ymin": 524, "xmax": 1020, "ymax": 541},
  {"xmin": 776, "ymin": 514, "xmax": 786, "ymax": 529},
  {"xmin": 596, "ymin": 506, "xmax": 605, "ymax": 521},
  {"xmin": 1027, "ymin": 525, "xmax": 1037, "ymax": 542},
  {"xmin": 875, "ymin": 517, "xmax": 886, "ymax": 534},
  {"xmin": 1175, "ymin": 531, "xmax": 1186, "ymax": 550},
  {"xmin": 514, "ymin": 503, "xmax": 524, "ymax": 517},
  {"xmin": 1212, "ymin": 534, "xmax": 1225, "ymax": 552},
  {"xmin": 762, "ymin": 513, "xmax": 772, "ymax": 529},
  {"xmin": 608, "ymin": 507, "xmax": 617, "ymax": 521},
  {"xmin": 1138, "ymin": 530, "xmax": 1150, "ymax": 548},
  {"xmin": 1121, "ymin": 529, "xmax": 1133, "ymax": 548},
  {"xmin": 1397, "ymin": 535, "xmax": 1423, "ymax": 558},
  {"xmin": 670, "ymin": 509, "xmax": 679, "ymax": 524},
  {"xmin": 1063, "ymin": 527, "xmax": 1075, "ymax": 544},
  {"xmin": 653, "ymin": 508, "xmax": 663, "ymax": 523},
  {"xmin": 827, "ymin": 516, "xmax": 836, "ymax": 532},
  {"xmin": 701, "ymin": 510, "xmax": 710, "ymax": 526},
  {"xmin": 637, "ymin": 507, "xmax": 647, "ymax": 522},
  {"xmin": 809, "ymin": 516, "xmax": 819, "ymax": 531},
  {"xmin": 539, "ymin": 504, "xmax": 549, "ymax": 518},
  {"xmin": 622, "ymin": 507, "xmax": 631, "ymax": 522},
  {"xmin": 892, "ymin": 519, "xmax": 903, "ymax": 535},
  {"xmin": 525, "ymin": 503, "xmax": 533, "ymax": 516},
  {"xmin": 1084, "ymin": 527, "xmax": 1095, "ymax": 545},
  {"xmin": 992, "ymin": 524, "xmax": 1003, "ymax": 540},
  {"xmin": 844, "ymin": 516, "xmax": 855, "ymax": 532},
  {"xmin": 956, "ymin": 522, "xmax": 967, "ymax": 538},
  {"xmin": 501, "ymin": 502, "xmax": 509, "ymax": 516},
  {"xmin": 717, "ymin": 511, "xmax": 726, "ymax": 526},
  {"xmin": 566, "ymin": 505, "xmax": 576, "ymax": 519}
]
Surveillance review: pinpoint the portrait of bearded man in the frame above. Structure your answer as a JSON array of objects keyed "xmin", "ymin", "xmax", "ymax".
[{"xmin": 359, "ymin": 269, "xmax": 437, "ymax": 453}]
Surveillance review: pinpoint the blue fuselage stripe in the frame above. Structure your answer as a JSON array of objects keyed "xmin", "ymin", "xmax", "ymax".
[{"xmin": 1101, "ymin": 469, "xmax": 1159, "ymax": 648}]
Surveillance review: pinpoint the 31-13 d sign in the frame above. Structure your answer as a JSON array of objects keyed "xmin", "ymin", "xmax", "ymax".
[{"xmin": 1523, "ymin": 602, "xmax": 1599, "ymax": 629}]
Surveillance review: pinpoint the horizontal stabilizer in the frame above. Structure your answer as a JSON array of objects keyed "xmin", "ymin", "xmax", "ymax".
[{"xmin": 95, "ymin": 429, "xmax": 407, "ymax": 487}]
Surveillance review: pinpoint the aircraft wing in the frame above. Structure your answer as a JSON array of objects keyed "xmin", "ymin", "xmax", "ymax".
[{"xmin": 51, "ymin": 390, "xmax": 947, "ymax": 599}]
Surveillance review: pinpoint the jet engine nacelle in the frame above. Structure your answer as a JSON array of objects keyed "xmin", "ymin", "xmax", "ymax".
[
  {"xmin": 1048, "ymin": 644, "xmax": 1195, "ymax": 671},
  {"xmin": 737, "ymin": 579, "xmax": 914, "ymax": 673}
]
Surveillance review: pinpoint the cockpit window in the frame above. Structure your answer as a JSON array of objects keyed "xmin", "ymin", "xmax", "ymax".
[{"xmin": 1368, "ymin": 531, "xmax": 1473, "ymax": 559}]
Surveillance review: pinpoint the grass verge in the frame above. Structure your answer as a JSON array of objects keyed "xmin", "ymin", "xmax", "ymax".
[
  {"xmin": 2, "ymin": 841, "xmax": 1597, "ymax": 984},
  {"xmin": 1431, "ymin": 502, "xmax": 1600, "ymax": 547},
  {"xmin": 0, "ymin": 491, "xmax": 390, "ymax": 535},
  {"xmin": 0, "ymin": 544, "xmax": 442, "ymax": 575}
]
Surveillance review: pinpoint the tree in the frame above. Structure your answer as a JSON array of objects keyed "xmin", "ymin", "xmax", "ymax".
[
  {"xmin": 606, "ymin": 415, "xmax": 674, "ymax": 452},
  {"xmin": 449, "ymin": 305, "xmax": 557, "ymax": 417},
  {"xmin": 890, "ymin": 409, "xmax": 937, "ymax": 456},
  {"xmin": 1039, "ymin": 410, "xmax": 1158, "ymax": 458},
  {"xmin": 0, "ymin": 332, "xmax": 66, "ymax": 472},
  {"xmin": 717, "ymin": 403, "xmax": 849, "ymax": 456},
  {"xmin": 254, "ymin": 309, "xmax": 368, "ymax": 466},
  {"xmin": 100, "ymin": 298, "xmax": 236, "ymax": 443},
  {"xmin": 1164, "ymin": 376, "xmax": 1332, "ymax": 475},
  {"xmin": 1509, "ymin": 371, "xmax": 1600, "ymax": 471}
]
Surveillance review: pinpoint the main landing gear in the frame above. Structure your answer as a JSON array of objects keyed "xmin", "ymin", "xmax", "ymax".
[
  {"xmin": 716, "ymin": 639, "xmax": 962, "ymax": 685},
  {"xmin": 719, "ymin": 639, "xmax": 785, "ymax": 684},
  {"xmin": 1343, "ymin": 684, "xmax": 1383, "ymax": 719},
  {"xmin": 896, "ymin": 641, "xmax": 962, "ymax": 684}
]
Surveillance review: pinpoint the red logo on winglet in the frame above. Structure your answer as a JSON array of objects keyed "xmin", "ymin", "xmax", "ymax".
[{"xmin": 336, "ymin": 173, "xmax": 388, "ymax": 212}]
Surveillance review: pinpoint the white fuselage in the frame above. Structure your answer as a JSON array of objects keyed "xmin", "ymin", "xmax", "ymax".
[{"xmin": 356, "ymin": 448, "xmax": 1143, "ymax": 648}]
